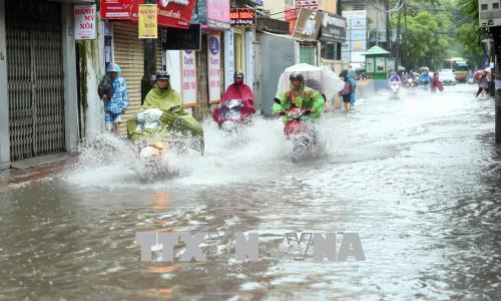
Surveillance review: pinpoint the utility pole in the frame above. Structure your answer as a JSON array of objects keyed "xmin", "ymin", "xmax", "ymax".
[
  {"xmin": 141, "ymin": 0, "xmax": 157, "ymax": 104},
  {"xmin": 492, "ymin": 28, "xmax": 501, "ymax": 143},
  {"xmin": 394, "ymin": 0, "xmax": 403, "ymax": 72},
  {"xmin": 386, "ymin": 0, "xmax": 390, "ymax": 50}
]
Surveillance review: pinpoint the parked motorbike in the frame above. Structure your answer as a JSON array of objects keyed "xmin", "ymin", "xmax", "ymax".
[{"xmin": 389, "ymin": 82, "xmax": 401, "ymax": 100}]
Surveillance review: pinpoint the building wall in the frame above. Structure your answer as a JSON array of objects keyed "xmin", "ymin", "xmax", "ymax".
[
  {"xmin": 258, "ymin": 33, "xmax": 295, "ymax": 117},
  {"xmin": 341, "ymin": 0, "xmax": 386, "ymax": 31},
  {"xmin": 263, "ymin": 0, "xmax": 286, "ymax": 21}
]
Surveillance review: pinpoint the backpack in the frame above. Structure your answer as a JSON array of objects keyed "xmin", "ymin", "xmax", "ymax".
[
  {"xmin": 98, "ymin": 76, "xmax": 114, "ymax": 100},
  {"xmin": 340, "ymin": 81, "xmax": 353, "ymax": 96}
]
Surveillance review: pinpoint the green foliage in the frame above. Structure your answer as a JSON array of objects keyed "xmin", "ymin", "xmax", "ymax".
[
  {"xmin": 393, "ymin": 0, "xmax": 485, "ymax": 69},
  {"xmin": 393, "ymin": 0, "xmax": 455, "ymax": 70}
]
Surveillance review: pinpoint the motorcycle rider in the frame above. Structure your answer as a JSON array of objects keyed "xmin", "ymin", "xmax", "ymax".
[
  {"xmin": 213, "ymin": 71, "xmax": 256, "ymax": 127},
  {"xmin": 273, "ymin": 71, "xmax": 325, "ymax": 122},
  {"xmin": 126, "ymin": 71, "xmax": 204, "ymax": 151},
  {"xmin": 388, "ymin": 71, "xmax": 402, "ymax": 87},
  {"xmin": 419, "ymin": 71, "xmax": 432, "ymax": 89}
]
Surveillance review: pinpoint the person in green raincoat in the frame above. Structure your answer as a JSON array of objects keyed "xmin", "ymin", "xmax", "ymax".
[
  {"xmin": 126, "ymin": 71, "xmax": 204, "ymax": 153},
  {"xmin": 273, "ymin": 71, "xmax": 325, "ymax": 122}
]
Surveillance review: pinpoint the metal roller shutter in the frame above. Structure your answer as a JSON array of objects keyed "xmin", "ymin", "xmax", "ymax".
[
  {"xmin": 112, "ymin": 23, "xmax": 144, "ymax": 134},
  {"xmin": 6, "ymin": 0, "xmax": 66, "ymax": 161},
  {"xmin": 113, "ymin": 24, "xmax": 163, "ymax": 135}
]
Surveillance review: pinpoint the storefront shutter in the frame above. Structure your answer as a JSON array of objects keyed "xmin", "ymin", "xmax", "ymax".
[{"xmin": 112, "ymin": 23, "xmax": 144, "ymax": 135}]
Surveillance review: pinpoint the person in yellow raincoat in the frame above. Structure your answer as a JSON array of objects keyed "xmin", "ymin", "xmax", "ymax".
[
  {"xmin": 273, "ymin": 71, "xmax": 325, "ymax": 122},
  {"xmin": 126, "ymin": 71, "xmax": 204, "ymax": 153}
]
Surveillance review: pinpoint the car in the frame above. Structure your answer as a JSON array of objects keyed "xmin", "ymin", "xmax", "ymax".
[{"xmin": 439, "ymin": 69, "xmax": 457, "ymax": 85}]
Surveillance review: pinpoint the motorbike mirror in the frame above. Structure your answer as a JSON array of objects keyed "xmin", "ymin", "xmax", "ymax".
[
  {"xmin": 273, "ymin": 98, "xmax": 281, "ymax": 104},
  {"xmin": 169, "ymin": 105, "xmax": 181, "ymax": 112}
]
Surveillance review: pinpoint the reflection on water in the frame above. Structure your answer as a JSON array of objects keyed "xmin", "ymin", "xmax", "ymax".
[{"xmin": 1, "ymin": 85, "xmax": 501, "ymax": 300}]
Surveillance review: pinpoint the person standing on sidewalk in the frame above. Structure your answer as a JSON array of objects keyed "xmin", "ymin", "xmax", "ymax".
[{"xmin": 102, "ymin": 63, "xmax": 129, "ymax": 135}]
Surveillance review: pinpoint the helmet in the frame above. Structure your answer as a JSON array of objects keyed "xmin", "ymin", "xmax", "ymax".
[
  {"xmin": 156, "ymin": 71, "xmax": 170, "ymax": 81},
  {"xmin": 289, "ymin": 71, "xmax": 304, "ymax": 81},
  {"xmin": 234, "ymin": 71, "xmax": 244, "ymax": 78},
  {"xmin": 106, "ymin": 63, "xmax": 121, "ymax": 73},
  {"xmin": 391, "ymin": 71, "xmax": 397, "ymax": 76}
]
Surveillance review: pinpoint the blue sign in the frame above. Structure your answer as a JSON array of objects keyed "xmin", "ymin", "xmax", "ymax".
[{"xmin": 209, "ymin": 36, "xmax": 219, "ymax": 55}]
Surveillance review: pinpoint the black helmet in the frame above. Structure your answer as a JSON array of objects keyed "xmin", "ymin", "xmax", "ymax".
[
  {"xmin": 156, "ymin": 71, "xmax": 170, "ymax": 81},
  {"xmin": 289, "ymin": 71, "xmax": 304, "ymax": 81},
  {"xmin": 234, "ymin": 71, "xmax": 244, "ymax": 78}
]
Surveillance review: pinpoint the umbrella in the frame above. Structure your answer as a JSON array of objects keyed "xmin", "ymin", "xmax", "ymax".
[
  {"xmin": 473, "ymin": 70, "xmax": 487, "ymax": 79},
  {"xmin": 276, "ymin": 63, "xmax": 345, "ymax": 101}
]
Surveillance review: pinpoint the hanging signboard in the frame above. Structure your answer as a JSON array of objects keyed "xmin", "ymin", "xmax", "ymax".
[
  {"xmin": 157, "ymin": 0, "xmax": 197, "ymax": 29},
  {"xmin": 162, "ymin": 24, "xmax": 202, "ymax": 50},
  {"xmin": 230, "ymin": 8, "xmax": 256, "ymax": 27},
  {"xmin": 101, "ymin": 0, "xmax": 196, "ymax": 29},
  {"xmin": 181, "ymin": 50, "xmax": 197, "ymax": 106},
  {"xmin": 101, "ymin": 0, "xmax": 134, "ymax": 19},
  {"xmin": 319, "ymin": 13, "xmax": 346, "ymax": 43},
  {"xmin": 74, "ymin": 4, "xmax": 96, "ymax": 40},
  {"xmin": 208, "ymin": 33, "xmax": 221, "ymax": 103},
  {"xmin": 138, "ymin": 4, "xmax": 157, "ymax": 39},
  {"xmin": 293, "ymin": 9, "xmax": 323, "ymax": 41}
]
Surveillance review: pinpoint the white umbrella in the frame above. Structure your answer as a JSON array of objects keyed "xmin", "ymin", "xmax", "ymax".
[{"xmin": 276, "ymin": 63, "xmax": 345, "ymax": 102}]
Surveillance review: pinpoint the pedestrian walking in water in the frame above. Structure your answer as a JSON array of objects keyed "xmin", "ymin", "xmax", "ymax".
[{"xmin": 476, "ymin": 73, "xmax": 489, "ymax": 99}]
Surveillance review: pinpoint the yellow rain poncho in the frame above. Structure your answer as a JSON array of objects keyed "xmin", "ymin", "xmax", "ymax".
[{"xmin": 126, "ymin": 85, "xmax": 204, "ymax": 144}]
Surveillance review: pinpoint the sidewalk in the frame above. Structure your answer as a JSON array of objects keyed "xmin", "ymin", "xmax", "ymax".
[{"xmin": 0, "ymin": 153, "xmax": 73, "ymax": 186}]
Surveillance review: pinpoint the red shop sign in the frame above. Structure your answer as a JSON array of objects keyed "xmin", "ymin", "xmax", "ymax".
[
  {"xmin": 101, "ymin": 0, "xmax": 135, "ymax": 20},
  {"xmin": 101, "ymin": 0, "xmax": 196, "ymax": 29}
]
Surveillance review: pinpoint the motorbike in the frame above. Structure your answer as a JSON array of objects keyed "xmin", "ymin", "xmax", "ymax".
[
  {"xmin": 389, "ymin": 82, "xmax": 401, "ymax": 100},
  {"xmin": 217, "ymin": 99, "xmax": 245, "ymax": 133},
  {"xmin": 405, "ymin": 78, "xmax": 416, "ymax": 88},
  {"xmin": 127, "ymin": 105, "xmax": 204, "ymax": 178},
  {"xmin": 281, "ymin": 107, "xmax": 317, "ymax": 161}
]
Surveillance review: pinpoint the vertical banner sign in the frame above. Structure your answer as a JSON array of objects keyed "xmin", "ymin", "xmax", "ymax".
[
  {"xmin": 182, "ymin": 50, "xmax": 197, "ymax": 105},
  {"xmin": 224, "ymin": 30, "xmax": 235, "ymax": 90},
  {"xmin": 208, "ymin": 33, "xmax": 221, "ymax": 103},
  {"xmin": 138, "ymin": 4, "xmax": 158, "ymax": 39},
  {"xmin": 74, "ymin": 5, "xmax": 96, "ymax": 40}
]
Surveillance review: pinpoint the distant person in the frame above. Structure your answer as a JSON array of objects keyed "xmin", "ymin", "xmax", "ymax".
[
  {"xmin": 339, "ymin": 70, "xmax": 354, "ymax": 112},
  {"xmin": 100, "ymin": 63, "xmax": 129, "ymax": 135},
  {"xmin": 476, "ymin": 73, "xmax": 489, "ymax": 98},
  {"xmin": 430, "ymin": 72, "xmax": 444, "ymax": 93}
]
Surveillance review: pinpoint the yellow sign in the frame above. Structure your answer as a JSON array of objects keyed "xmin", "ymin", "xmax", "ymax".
[{"xmin": 138, "ymin": 4, "xmax": 157, "ymax": 39}]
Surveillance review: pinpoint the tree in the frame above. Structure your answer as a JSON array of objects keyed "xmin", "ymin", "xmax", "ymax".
[{"xmin": 392, "ymin": 0, "xmax": 455, "ymax": 70}]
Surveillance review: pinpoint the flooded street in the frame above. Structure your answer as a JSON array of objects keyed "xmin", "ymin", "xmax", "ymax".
[{"xmin": 1, "ymin": 84, "xmax": 501, "ymax": 300}]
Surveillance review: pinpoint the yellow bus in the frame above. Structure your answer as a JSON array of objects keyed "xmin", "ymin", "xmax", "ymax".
[{"xmin": 443, "ymin": 58, "xmax": 469, "ymax": 82}]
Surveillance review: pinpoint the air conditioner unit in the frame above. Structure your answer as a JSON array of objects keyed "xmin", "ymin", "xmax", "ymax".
[{"xmin": 479, "ymin": 0, "xmax": 501, "ymax": 27}]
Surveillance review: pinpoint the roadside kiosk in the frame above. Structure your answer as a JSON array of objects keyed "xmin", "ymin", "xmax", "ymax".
[{"xmin": 363, "ymin": 46, "xmax": 390, "ymax": 91}]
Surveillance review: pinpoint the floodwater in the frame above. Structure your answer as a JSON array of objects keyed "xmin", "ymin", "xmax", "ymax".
[{"xmin": 1, "ymin": 84, "xmax": 500, "ymax": 300}]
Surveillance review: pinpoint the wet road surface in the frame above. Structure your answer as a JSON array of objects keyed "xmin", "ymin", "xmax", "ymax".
[{"xmin": 1, "ymin": 84, "xmax": 500, "ymax": 300}]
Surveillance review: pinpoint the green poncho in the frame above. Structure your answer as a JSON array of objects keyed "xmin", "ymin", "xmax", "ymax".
[
  {"xmin": 126, "ymin": 85, "xmax": 204, "ymax": 144},
  {"xmin": 273, "ymin": 82, "xmax": 325, "ymax": 123}
]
